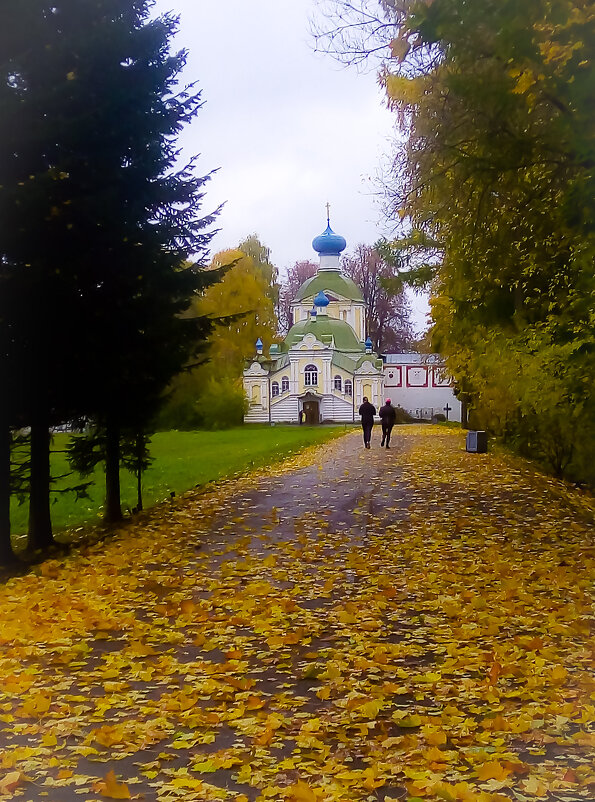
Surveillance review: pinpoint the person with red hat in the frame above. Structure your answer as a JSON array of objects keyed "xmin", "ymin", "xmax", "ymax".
[{"xmin": 379, "ymin": 398, "xmax": 397, "ymax": 448}]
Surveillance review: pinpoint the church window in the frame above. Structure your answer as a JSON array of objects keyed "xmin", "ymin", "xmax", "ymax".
[
  {"xmin": 281, "ymin": 376, "xmax": 289, "ymax": 393},
  {"xmin": 344, "ymin": 379, "xmax": 352, "ymax": 396},
  {"xmin": 271, "ymin": 381, "xmax": 279, "ymax": 397},
  {"xmin": 334, "ymin": 375, "xmax": 342, "ymax": 391},
  {"xmin": 304, "ymin": 364, "xmax": 318, "ymax": 386}
]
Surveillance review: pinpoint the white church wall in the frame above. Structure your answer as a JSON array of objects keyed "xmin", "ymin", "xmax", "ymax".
[
  {"xmin": 293, "ymin": 349, "xmax": 333, "ymax": 395},
  {"xmin": 389, "ymin": 386, "xmax": 461, "ymax": 421},
  {"xmin": 383, "ymin": 371, "xmax": 460, "ymax": 421},
  {"xmin": 382, "ymin": 356, "xmax": 461, "ymax": 422},
  {"xmin": 270, "ymin": 394, "xmax": 300, "ymax": 423},
  {"xmin": 244, "ymin": 383, "xmax": 270, "ymax": 422},
  {"xmin": 243, "ymin": 365, "xmax": 271, "ymax": 423},
  {"xmin": 244, "ymin": 406, "xmax": 269, "ymax": 423},
  {"xmin": 321, "ymin": 394, "xmax": 354, "ymax": 423}
]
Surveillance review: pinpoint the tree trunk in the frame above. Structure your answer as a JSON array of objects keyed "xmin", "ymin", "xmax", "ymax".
[
  {"xmin": 136, "ymin": 467, "xmax": 143, "ymax": 512},
  {"xmin": 0, "ymin": 424, "xmax": 15, "ymax": 564},
  {"xmin": 461, "ymin": 399, "xmax": 469, "ymax": 429},
  {"xmin": 136, "ymin": 433, "xmax": 143, "ymax": 512},
  {"xmin": 104, "ymin": 420, "xmax": 123, "ymax": 523},
  {"xmin": 28, "ymin": 420, "xmax": 54, "ymax": 551}
]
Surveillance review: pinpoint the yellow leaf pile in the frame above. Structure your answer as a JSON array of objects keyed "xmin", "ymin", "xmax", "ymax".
[{"xmin": 0, "ymin": 425, "xmax": 593, "ymax": 801}]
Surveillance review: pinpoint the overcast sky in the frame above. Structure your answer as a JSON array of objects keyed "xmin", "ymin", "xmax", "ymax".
[{"xmin": 153, "ymin": 0, "xmax": 429, "ymax": 330}]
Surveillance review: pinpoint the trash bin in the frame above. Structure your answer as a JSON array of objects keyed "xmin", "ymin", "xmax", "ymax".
[{"xmin": 466, "ymin": 430, "xmax": 488, "ymax": 453}]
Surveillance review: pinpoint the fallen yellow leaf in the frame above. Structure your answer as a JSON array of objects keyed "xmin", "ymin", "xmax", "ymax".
[
  {"xmin": 286, "ymin": 780, "xmax": 318, "ymax": 801},
  {"xmin": 0, "ymin": 772, "xmax": 23, "ymax": 795},
  {"xmin": 477, "ymin": 760, "xmax": 512, "ymax": 782},
  {"xmin": 93, "ymin": 770, "xmax": 131, "ymax": 799}
]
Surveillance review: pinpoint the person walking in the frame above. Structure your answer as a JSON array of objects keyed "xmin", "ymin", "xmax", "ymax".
[
  {"xmin": 358, "ymin": 396, "xmax": 376, "ymax": 449},
  {"xmin": 379, "ymin": 398, "xmax": 397, "ymax": 448}
]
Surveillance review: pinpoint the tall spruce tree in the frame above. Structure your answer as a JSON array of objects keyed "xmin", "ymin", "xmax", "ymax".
[{"xmin": 0, "ymin": 0, "xmax": 219, "ymax": 556}]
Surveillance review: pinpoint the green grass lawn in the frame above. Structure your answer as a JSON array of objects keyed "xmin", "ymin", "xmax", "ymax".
[{"xmin": 10, "ymin": 424, "xmax": 352, "ymax": 537}]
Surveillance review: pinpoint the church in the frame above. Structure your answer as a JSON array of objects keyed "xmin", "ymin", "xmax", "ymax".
[{"xmin": 243, "ymin": 216, "xmax": 461, "ymax": 424}]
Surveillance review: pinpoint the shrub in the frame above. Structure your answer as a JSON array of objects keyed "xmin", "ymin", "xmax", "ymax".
[
  {"xmin": 195, "ymin": 376, "xmax": 247, "ymax": 429},
  {"xmin": 395, "ymin": 406, "xmax": 414, "ymax": 424}
]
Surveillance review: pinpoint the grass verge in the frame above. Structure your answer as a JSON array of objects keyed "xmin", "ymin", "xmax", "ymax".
[{"xmin": 11, "ymin": 424, "xmax": 352, "ymax": 536}]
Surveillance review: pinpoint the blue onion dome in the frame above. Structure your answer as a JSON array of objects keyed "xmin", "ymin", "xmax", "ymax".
[
  {"xmin": 310, "ymin": 305, "xmax": 317, "ymax": 317},
  {"xmin": 365, "ymin": 336, "xmax": 373, "ymax": 349},
  {"xmin": 255, "ymin": 337, "xmax": 263, "ymax": 349},
  {"xmin": 314, "ymin": 290, "xmax": 330, "ymax": 308},
  {"xmin": 312, "ymin": 224, "xmax": 347, "ymax": 255}
]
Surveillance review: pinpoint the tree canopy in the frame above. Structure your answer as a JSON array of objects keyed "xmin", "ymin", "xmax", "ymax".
[
  {"xmin": 342, "ymin": 243, "xmax": 413, "ymax": 352},
  {"xmin": 392, "ymin": 0, "xmax": 594, "ymax": 481},
  {"xmin": 197, "ymin": 246, "xmax": 278, "ymax": 378},
  {"xmin": 158, "ymin": 239, "xmax": 278, "ymax": 430},
  {"xmin": 319, "ymin": 0, "xmax": 595, "ymax": 484},
  {"xmin": 238, "ymin": 235, "xmax": 280, "ymax": 310}
]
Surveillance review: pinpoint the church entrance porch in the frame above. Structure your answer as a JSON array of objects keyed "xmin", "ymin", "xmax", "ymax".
[{"xmin": 302, "ymin": 398, "xmax": 320, "ymax": 425}]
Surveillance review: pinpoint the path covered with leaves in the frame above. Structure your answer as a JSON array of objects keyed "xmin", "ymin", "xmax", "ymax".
[{"xmin": 1, "ymin": 426, "xmax": 594, "ymax": 802}]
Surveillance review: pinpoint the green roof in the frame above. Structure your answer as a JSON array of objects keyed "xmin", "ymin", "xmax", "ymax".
[
  {"xmin": 284, "ymin": 314, "xmax": 364, "ymax": 352},
  {"xmin": 295, "ymin": 270, "xmax": 364, "ymax": 303},
  {"xmin": 270, "ymin": 353, "xmax": 289, "ymax": 369},
  {"xmin": 332, "ymin": 351, "xmax": 360, "ymax": 371},
  {"xmin": 355, "ymin": 354, "xmax": 384, "ymax": 371}
]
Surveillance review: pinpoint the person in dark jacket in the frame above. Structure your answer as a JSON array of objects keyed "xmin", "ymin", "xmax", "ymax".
[
  {"xmin": 358, "ymin": 396, "xmax": 376, "ymax": 448},
  {"xmin": 379, "ymin": 398, "xmax": 397, "ymax": 448}
]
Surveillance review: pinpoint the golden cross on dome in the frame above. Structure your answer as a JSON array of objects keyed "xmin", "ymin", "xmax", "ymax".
[{"xmin": 325, "ymin": 201, "xmax": 331, "ymax": 224}]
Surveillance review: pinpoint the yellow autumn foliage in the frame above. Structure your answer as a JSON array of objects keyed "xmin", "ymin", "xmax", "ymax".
[{"xmin": 384, "ymin": 73, "xmax": 429, "ymax": 106}]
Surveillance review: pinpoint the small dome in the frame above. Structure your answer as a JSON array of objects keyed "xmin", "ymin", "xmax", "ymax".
[
  {"xmin": 314, "ymin": 290, "xmax": 330, "ymax": 308},
  {"xmin": 312, "ymin": 224, "xmax": 347, "ymax": 255}
]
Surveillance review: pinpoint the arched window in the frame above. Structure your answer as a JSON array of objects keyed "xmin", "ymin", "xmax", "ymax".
[
  {"xmin": 281, "ymin": 376, "xmax": 289, "ymax": 393},
  {"xmin": 304, "ymin": 364, "xmax": 318, "ymax": 386},
  {"xmin": 344, "ymin": 379, "xmax": 352, "ymax": 396},
  {"xmin": 334, "ymin": 375, "xmax": 342, "ymax": 391},
  {"xmin": 271, "ymin": 381, "xmax": 279, "ymax": 397}
]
